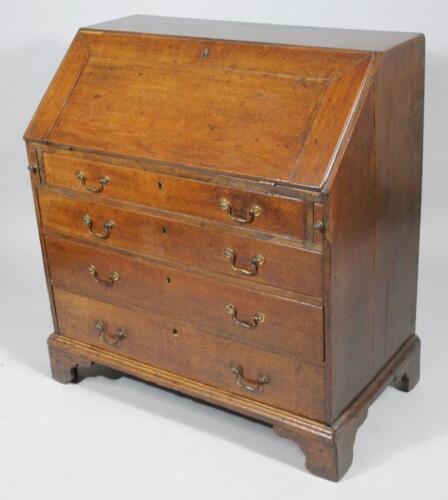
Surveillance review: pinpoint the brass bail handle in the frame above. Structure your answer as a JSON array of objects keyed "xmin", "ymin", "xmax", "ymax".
[
  {"xmin": 229, "ymin": 363, "xmax": 270, "ymax": 392},
  {"xmin": 83, "ymin": 214, "xmax": 115, "ymax": 240},
  {"xmin": 95, "ymin": 320, "xmax": 127, "ymax": 347},
  {"xmin": 224, "ymin": 248, "xmax": 265, "ymax": 276},
  {"xmin": 225, "ymin": 304, "xmax": 265, "ymax": 329},
  {"xmin": 88, "ymin": 265, "xmax": 120, "ymax": 287},
  {"xmin": 75, "ymin": 171, "xmax": 110, "ymax": 193},
  {"xmin": 219, "ymin": 198, "xmax": 262, "ymax": 224}
]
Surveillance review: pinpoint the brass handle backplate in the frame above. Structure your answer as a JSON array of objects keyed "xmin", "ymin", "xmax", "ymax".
[
  {"xmin": 95, "ymin": 320, "xmax": 127, "ymax": 347},
  {"xmin": 83, "ymin": 214, "xmax": 115, "ymax": 239},
  {"xmin": 229, "ymin": 363, "xmax": 270, "ymax": 392},
  {"xmin": 225, "ymin": 304, "xmax": 265, "ymax": 329},
  {"xmin": 219, "ymin": 198, "xmax": 262, "ymax": 224},
  {"xmin": 76, "ymin": 171, "xmax": 110, "ymax": 193},
  {"xmin": 224, "ymin": 248, "xmax": 265, "ymax": 276},
  {"xmin": 88, "ymin": 264, "xmax": 120, "ymax": 287}
]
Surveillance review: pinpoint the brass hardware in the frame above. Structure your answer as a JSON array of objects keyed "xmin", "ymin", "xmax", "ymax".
[
  {"xmin": 88, "ymin": 265, "xmax": 120, "ymax": 287},
  {"xmin": 229, "ymin": 363, "xmax": 270, "ymax": 392},
  {"xmin": 225, "ymin": 304, "xmax": 265, "ymax": 329},
  {"xmin": 314, "ymin": 220, "xmax": 325, "ymax": 232},
  {"xmin": 94, "ymin": 320, "xmax": 127, "ymax": 347},
  {"xmin": 28, "ymin": 165, "xmax": 38, "ymax": 173},
  {"xmin": 83, "ymin": 214, "xmax": 115, "ymax": 239},
  {"xmin": 224, "ymin": 248, "xmax": 265, "ymax": 276},
  {"xmin": 219, "ymin": 198, "xmax": 262, "ymax": 224},
  {"xmin": 75, "ymin": 170, "xmax": 110, "ymax": 193}
]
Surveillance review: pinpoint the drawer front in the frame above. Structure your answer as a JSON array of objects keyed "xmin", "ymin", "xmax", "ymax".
[
  {"xmin": 54, "ymin": 288, "xmax": 325, "ymax": 420},
  {"xmin": 45, "ymin": 236, "xmax": 323, "ymax": 363},
  {"xmin": 43, "ymin": 152, "xmax": 308, "ymax": 239},
  {"xmin": 39, "ymin": 190, "xmax": 323, "ymax": 297}
]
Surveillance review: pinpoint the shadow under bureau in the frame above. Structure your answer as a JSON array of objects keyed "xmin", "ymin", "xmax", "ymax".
[{"xmin": 24, "ymin": 15, "xmax": 424, "ymax": 481}]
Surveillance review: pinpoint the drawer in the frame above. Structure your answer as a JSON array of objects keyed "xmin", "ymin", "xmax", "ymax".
[
  {"xmin": 45, "ymin": 236, "xmax": 324, "ymax": 363},
  {"xmin": 53, "ymin": 288, "xmax": 326, "ymax": 420},
  {"xmin": 42, "ymin": 152, "xmax": 308, "ymax": 239},
  {"xmin": 39, "ymin": 190, "xmax": 323, "ymax": 297}
]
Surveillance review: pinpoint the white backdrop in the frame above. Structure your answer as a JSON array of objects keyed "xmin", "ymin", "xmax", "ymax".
[{"xmin": 1, "ymin": 1, "xmax": 447, "ymax": 499}]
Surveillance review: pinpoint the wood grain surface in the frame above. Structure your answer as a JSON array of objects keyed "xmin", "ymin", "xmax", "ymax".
[
  {"xmin": 39, "ymin": 189, "xmax": 323, "ymax": 297},
  {"xmin": 54, "ymin": 288, "xmax": 326, "ymax": 419},
  {"xmin": 43, "ymin": 152, "xmax": 309, "ymax": 239},
  {"xmin": 46, "ymin": 235, "xmax": 324, "ymax": 363}
]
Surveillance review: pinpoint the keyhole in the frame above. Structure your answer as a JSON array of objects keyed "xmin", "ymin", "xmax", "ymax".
[
  {"xmin": 157, "ymin": 180, "xmax": 163, "ymax": 190},
  {"xmin": 172, "ymin": 328, "xmax": 179, "ymax": 337},
  {"xmin": 161, "ymin": 226, "xmax": 168, "ymax": 234},
  {"xmin": 166, "ymin": 276, "xmax": 171, "ymax": 284},
  {"xmin": 200, "ymin": 48, "xmax": 209, "ymax": 59}
]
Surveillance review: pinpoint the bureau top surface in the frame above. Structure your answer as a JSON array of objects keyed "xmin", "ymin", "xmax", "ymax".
[
  {"xmin": 25, "ymin": 16, "xmax": 419, "ymax": 190},
  {"xmin": 87, "ymin": 15, "xmax": 419, "ymax": 52}
]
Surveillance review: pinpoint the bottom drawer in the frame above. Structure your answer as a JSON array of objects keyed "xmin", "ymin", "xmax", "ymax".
[{"xmin": 53, "ymin": 288, "xmax": 326, "ymax": 421}]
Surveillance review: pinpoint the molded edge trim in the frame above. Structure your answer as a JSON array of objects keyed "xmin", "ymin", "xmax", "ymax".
[{"xmin": 48, "ymin": 331, "xmax": 420, "ymax": 431}]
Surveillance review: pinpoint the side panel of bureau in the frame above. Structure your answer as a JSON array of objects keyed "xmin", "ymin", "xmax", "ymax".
[
  {"xmin": 326, "ymin": 36, "xmax": 425, "ymax": 422},
  {"xmin": 372, "ymin": 36, "xmax": 425, "ymax": 371},
  {"xmin": 45, "ymin": 236, "xmax": 324, "ymax": 363},
  {"xmin": 326, "ymin": 86, "xmax": 376, "ymax": 421},
  {"xmin": 53, "ymin": 288, "xmax": 326, "ymax": 420}
]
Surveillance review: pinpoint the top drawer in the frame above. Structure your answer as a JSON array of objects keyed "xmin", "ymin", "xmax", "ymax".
[{"xmin": 42, "ymin": 152, "xmax": 309, "ymax": 240}]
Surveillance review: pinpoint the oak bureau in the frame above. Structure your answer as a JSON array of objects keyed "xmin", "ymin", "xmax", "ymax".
[{"xmin": 24, "ymin": 15, "xmax": 424, "ymax": 481}]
